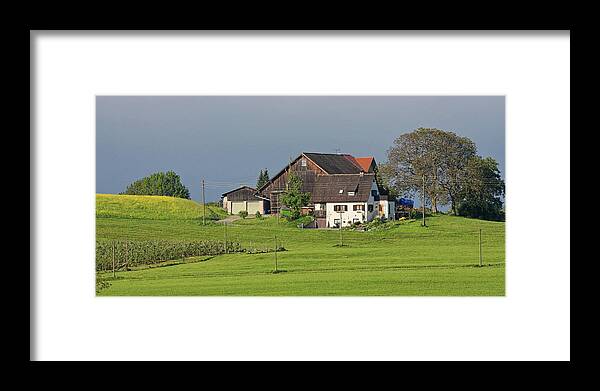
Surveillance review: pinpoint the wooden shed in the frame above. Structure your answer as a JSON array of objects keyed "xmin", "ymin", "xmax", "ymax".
[{"xmin": 221, "ymin": 186, "xmax": 268, "ymax": 215}]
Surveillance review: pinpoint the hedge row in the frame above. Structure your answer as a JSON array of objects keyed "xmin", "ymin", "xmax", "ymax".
[{"xmin": 96, "ymin": 239, "xmax": 243, "ymax": 271}]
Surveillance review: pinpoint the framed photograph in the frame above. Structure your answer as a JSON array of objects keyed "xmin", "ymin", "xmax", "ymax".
[
  {"xmin": 31, "ymin": 30, "xmax": 570, "ymax": 362},
  {"xmin": 95, "ymin": 95, "xmax": 506, "ymax": 297}
]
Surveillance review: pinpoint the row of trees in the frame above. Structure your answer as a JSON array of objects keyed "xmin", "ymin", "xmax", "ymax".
[{"xmin": 377, "ymin": 128, "xmax": 505, "ymax": 221}]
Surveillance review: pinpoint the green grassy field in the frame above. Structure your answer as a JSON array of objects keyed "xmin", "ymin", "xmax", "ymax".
[
  {"xmin": 96, "ymin": 193, "xmax": 227, "ymax": 220},
  {"xmin": 96, "ymin": 194, "xmax": 505, "ymax": 296}
]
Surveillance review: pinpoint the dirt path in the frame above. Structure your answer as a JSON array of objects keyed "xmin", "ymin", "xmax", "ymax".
[{"xmin": 217, "ymin": 215, "xmax": 241, "ymax": 224}]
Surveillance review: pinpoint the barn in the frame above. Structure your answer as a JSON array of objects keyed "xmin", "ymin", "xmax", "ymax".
[
  {"xmin": 221, "ymin": 186, "xmax": 269, "ymax": 215},
  {"xmin": 257, "ymin": 152, "xmax": 395, "ymax": 227},
  {"xmin": 220, "ymin": 152, "xmax": 397, "ymax": 226}
]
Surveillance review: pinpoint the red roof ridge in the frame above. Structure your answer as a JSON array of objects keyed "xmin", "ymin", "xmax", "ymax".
[
  {"xmin": 354, "ymin": 156, "xmax": 375, "ymax": 172},
  {"xmin": 342, "ymin": 154, "xmax": 364, "ymax": 171}
]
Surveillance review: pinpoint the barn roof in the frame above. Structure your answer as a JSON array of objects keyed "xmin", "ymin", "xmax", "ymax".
[
  {"xmin": 221, "ymin": 185, "xmax": 256, "ymax": 197},
  {"xmin": 257, "ymin": 152, "xmax": 377, "ymax": 194},
  {"xmin": 310, "ymin": 173, "xmax": 375, "ymax": 203},
  {"xmin": 303, "ymin": 153, "xmax": 363, "ymax": 174},
  {"xmin": 354, "ymin": 157, "xmax": 375, "ymax": 172}
]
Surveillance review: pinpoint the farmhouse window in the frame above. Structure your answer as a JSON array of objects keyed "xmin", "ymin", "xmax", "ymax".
[
  {"xmin": 348, "ymin": 191, "xmax": 355, "ymax": 196},
  {"xmin": 371, "ymin": 190, "xmax": 378, "ymax": 196},
  {"xmin": 368, "ymin": 204, "xmax": 373, "ymax": 212},
  {"xmin": 353, "ymin": 204, "xmax": 365, "ymax": 211},
  {"xmin": 301, "ymin": 159, "xmax": 307, "ymax": 167},
  {"xmin": 334, "ymin": 205, "xmax": 348, "ymax": 212}
]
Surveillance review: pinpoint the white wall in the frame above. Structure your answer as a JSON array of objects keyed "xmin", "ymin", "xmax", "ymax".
[
  {"xmin": 222, "ymin": 196, "xmax": 229, "ymax": 213},
  {"xmin": 377, "ymin": 200, "xmax": 395, "ymax": 220},
  {"xmin": 365, "ymin": 180, "xmax": 379, "ymax": 221},
  {"xmin": 325, "ymin": 202, "xmax": 368, "ymax": 228},
  {"xmin": 246, "ymin": 200, "xmax": 264, "ymax": 215},
  {"xmin": 230, "ymin": 200, "xmax": 264, "ymax": 215}
]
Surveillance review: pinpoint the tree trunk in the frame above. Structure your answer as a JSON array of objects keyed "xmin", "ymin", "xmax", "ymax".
[
  {"xmin": 449, "ymin": 193, "xmax": 457, "ymax": 215},
  {"xmin": 431, "ymin": 196, "xmax": 438, "ymax": 214}
]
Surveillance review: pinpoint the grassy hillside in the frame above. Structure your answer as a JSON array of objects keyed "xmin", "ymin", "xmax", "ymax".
[
  {"xmin": 96, "ymin": 211, "xmax": 505, "ymax": 296},
  {"xmin": 96, "ymin": 194, "xmax": 227, "ymax": 220}
]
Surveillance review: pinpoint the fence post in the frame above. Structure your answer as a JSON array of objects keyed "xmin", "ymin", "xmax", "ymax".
[
  {"xmin": 479, "ymin": 229, "xmax": 482, "ymax": 267},
  {"xmin": 274, "ymin": 235, "xmax": 278, "ymax": 272},
  {"xmin": 224, "ymin": 223, "xmax": 228, "ymax": 254},
  {"xmin": 112, "ymin": 240, "xmax": 115, "ymax": 278}
]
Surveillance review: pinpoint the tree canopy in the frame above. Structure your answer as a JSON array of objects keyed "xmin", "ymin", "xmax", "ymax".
[
  {"xmin": 457, "ymin": 157, "xmax": 505, "ymax": 221},
  {"xmin": 256, "ymin": 168, "xmax": 270, "ymax": 189},
  {"xmin": 375, "ymin": 162, "xmax": 399, "ymax": 200},
  {"xmin": 121, "ymin": 171, "xmax": 191, "ymax": 199},
  {"xmin": 280, "ymin": 172, "xmax": 311, "ymax": 220},
  {"xmin": 384, "ymin": 127, "xmax": 504, "ymax": 220}
]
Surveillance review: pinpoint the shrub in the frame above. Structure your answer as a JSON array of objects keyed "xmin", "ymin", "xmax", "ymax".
[
  {"xmin": 294, "ymin": 215, "xmax": 314, "ymax": 228},
  {"xmin": 255, "ymin": 211, "xmax": 262, "ymax": 219},
  {"xmin": 280, "ymin": 209, "xmax": 293, "ymax": 220},
  {"xmin": 95, "ymin": 275, "xmax": 111, "ymax": 293},
  {"xmin": 121, "ymin": 171, "xmax": 190, "ymax": 199},
  {"xmin": 239, "ymin": 210, "xmax": 248, "ymax": 219}
]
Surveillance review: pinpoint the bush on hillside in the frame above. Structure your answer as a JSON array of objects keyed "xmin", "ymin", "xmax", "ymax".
[
  {"xmin": 239, "ymin": 210, "xmax": 248, "ymax": 219},
  {"xmin": 121, "ymin": 171, "xmax": 191, "ymax": 199},
  {"xmin": 255, "ymin": 211, "xmax": 262, "ymax": 219}
]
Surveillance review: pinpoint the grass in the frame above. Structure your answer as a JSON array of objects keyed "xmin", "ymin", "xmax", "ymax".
[
  {"xmin": 96, "ymin": 194, "xmax": 227, "ymax": 220},
  {"xmin": 96, "ymin": 194, "xmax": 505, "ymax": 296}
]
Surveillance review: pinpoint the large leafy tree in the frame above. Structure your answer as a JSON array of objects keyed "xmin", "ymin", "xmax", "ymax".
[
  {"xmin": 280, "ymin": 172, "xmax": 311, "ymax": 220},
  {"xmin": 437, "ymin": 133, "xmax": 478, "ymax": 215},
  {"xmin": 121, "ymin": 170, "xmax": 191, "ymax": 199},
  {"xmin": 375, "ymin": 163, "xmax": 399, "ymax": 200},
  {"xmin": 385, "ymin": 128, "xmax": 476, "ymax": 213},
  {"xmin": 457, "ymin": 157, "xmax": 505, "ymax": 221}
]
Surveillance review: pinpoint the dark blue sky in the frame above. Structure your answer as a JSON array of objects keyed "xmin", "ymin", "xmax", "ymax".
[{"xmin": 96, "ymin": 96, "xmax": 505, "ymax": 204}]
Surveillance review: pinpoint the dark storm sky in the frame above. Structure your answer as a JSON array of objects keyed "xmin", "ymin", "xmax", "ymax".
[{"xmin": 96, "ymin": 96, "xmax": 505, "ymax": 204}]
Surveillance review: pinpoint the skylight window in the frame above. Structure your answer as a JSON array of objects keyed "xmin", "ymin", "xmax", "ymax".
[{"xmin": 339, "ymin": 189, "xmax": 344, "ymax": 194}]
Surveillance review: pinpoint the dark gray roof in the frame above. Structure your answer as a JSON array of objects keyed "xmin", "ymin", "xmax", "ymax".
[
  {"xmin": 310, "ymin": 174, "xmax": 375, "ymax": 203},
  {"xmin": 303, "ymin": 153, "xmax": 363, "ymax": 174},
  {"xmin": 222, "ymin": 186, "xmax": 256, "ymax": 197}
]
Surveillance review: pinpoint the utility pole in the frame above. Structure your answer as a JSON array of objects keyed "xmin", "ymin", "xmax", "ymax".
[
  {"xmin": 287, "ymin": 156, "xmax": 292, "ymax": 191},
  {"xmin": 202, "ymin": 179, "xmax": 206, "ymax": 225},
  {"xmin": 422, "ymin": 174, "xmax": 426, "ymax": 227},
  {"xmin": 479, "ymin": 228, "xmax": 482, "ymax": 267}
]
